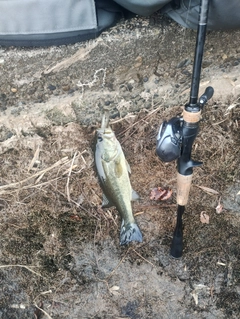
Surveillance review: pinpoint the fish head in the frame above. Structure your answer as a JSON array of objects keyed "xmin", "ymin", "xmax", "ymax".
[{"xmin": 96, "ymin": 127, "xmax": 118, "ymax": 162}]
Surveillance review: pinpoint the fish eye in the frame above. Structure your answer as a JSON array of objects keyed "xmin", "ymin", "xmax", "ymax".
[{"xmin": 97, "ymin": 135, "xmax": 103, "ymax": 142}]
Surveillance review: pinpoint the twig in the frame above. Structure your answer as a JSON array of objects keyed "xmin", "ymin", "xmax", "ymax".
[
  {"xmin": 43, "ymin": 40, "xmax": 99, "ymax": 75},
  {"xmin": 28, "ymin": 145, "xmax": 40, "ymax": 172},
  {"xmin": 212, "ymin": 118, "xmax": 228, "ymax": 126},
  {"xmin": 131, "ymin": 249, "xmax": 155, "ymax": 268},
  {"xmin": 105, "ymin": 248, "xmax": 131, "ymax": 280},
  {"xmin": 118, "ymin": 103, "xmax": 161, "ymax": 138},
  {"xmin": 0, "ymin": 157, "xmax": 69, "ymax": 194},
  {"xmin": 34, "ymin": 303, "xmax": 53, "ymax": 319},
  {"xmin": 111, "ymin": 114, "xmax": 136, "ymax": 124},
  {"xmin": 105, "ymin": 210, "xmax": 118, "ymax": 227},
  {"xmin": 56, "ymin": 189, "xmax": 100, "ymax": 220},
  {"xmin": 0, "ymin": 264, "xmax": 43, "ymax": 277},
  {"xmin": 66, "ymin": 151, "xmax": 78, "ymax": 202}
]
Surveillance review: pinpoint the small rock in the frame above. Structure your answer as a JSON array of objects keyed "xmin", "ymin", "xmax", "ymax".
[
  {"xmin": 232, "ymin": 60, "xmax": 239, "ymax": 66},
  {"xmin": 128, "ymin": 79, "xmax": 135, "ymax": 85},
  {"xmin": 221, "ymin": 53, "xmax": 228, "ymax": 61},
  {"xmin": 134, "ymin": 56, "xmax": 143, "ymax": 68},
  {"xmin": 181, "ymin": 69, "xmax": 191, "ymax": 76},
  {"xmin": 0, "ymin": 127, "xmax": 14, "ymax": 142},
  {"xmin": 62, "ymin": 85, "xmax": 70, "ymax": 91},
  {"xmin": 177, "ymin": 58, "xmax": 190, "ymax": 68},
  {"xmin": 11, "ymin": 87, "xmax": 17, "ymax": 93},
  {"xmin": 105, "ymin": 100, "xmax": 111, "ymax": 106},
  {"xmin": 202, "ymin": 60, "xmax": 212, "ymax": 68},
  {"xmin": 0, "ymin": 93, "xmax": 6, "ymax": 100},
  {"xmin": 48, "ymin": 84, "xmax": 56, "ymax": 91},
  {"xmin": 127, "ymin": 83, "xmax": 133, "ymax": 91}
]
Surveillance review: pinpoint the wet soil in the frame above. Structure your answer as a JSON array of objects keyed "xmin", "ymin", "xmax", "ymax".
[{"xmin": 0, "ymin": 13, "xmax": 240, "ymax": 319}]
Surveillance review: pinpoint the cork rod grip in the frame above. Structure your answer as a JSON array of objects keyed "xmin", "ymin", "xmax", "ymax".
[
  {"xmin": 182, "ymin": 110, "xmax": 201, "ymax": 123},
  {"xmin": 176, "ymin": 173, "xmax": 193, "ymax": 206}
]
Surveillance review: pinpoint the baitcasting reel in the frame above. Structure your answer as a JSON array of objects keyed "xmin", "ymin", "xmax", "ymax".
[
  {"xmin": 156, "ymin": 117, "xmax": 182, "ymax": 162},
  {"xmin": 156, "ymin": 86, "xmax": 214, "ymax": 163}
]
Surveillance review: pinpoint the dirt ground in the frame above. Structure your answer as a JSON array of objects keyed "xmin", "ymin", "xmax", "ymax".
[{"xmin": 0, "ymin": 13, "xmax": 240, "ymax": 319}]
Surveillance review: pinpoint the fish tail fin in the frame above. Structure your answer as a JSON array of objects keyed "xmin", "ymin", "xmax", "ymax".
[{"xmin": 120, "ymin": 221, "xmax": 143, "ymax": 245}]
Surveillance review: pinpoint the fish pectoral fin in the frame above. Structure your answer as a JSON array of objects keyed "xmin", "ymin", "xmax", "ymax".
[
  {"xmin": 131, "ymin": 189, "xmax": 140, "ymax": 201},
  {"xmin": 114, "ymin": 159, "xmax": 123, "ymax": 178},
  {"xmin": 102, "ymin": 193, "xmax": 114, "ymax": 208}
]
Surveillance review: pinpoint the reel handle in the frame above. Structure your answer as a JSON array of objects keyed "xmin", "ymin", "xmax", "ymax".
[{"xmin": 199, "ymin": 86, "xmax": 214, "ymax": 107}]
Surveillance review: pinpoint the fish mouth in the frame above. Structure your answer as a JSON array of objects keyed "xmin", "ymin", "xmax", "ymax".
[
  {"xmin": 97, "ymin": 127, "xmax": 115, "ymax": 139},
  {"xmin": 101, "ymin": 109, "xmax": 110, "ymax": 130},
  {"xmin": 96, "ymin": 108, "xmax": 115, "ymax": 143}
]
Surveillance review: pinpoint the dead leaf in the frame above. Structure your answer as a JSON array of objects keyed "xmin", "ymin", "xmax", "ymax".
[
  {"xmin": 69, "ymin": 215, "xmax": 82, "ymax": 221},
  {"xmin": 109, "ymin": 285, "xmax": 120, "ymax": 296},
  {"xmin": 217, "ymin": 261, "xmax": 226, "ymax": 266},
  {"xmin": 150, "ymin": 187, "xmax": 172, "ymax": 201},
  {"xmin": 215, "ymin": 197, "xmax": 223, "ymax": 214},
  {"xmin": 195, "ymin": 185, "xmax": 219, "ymax": 195},
  {"xmin": 216, "ymin": 204, "xmax": 223, "ymax": 214},
  {"xmin": 191, "ymin": 291, "xmax": 198, "ymax": 305},
  {"xmin": 109, "ymin": 285, "xmax": 120, "ymax": 291},
  {"xmin": 216, "ymin": 197, "xmax": 223, "ymax": 214},
  {"xmin": 200, "ymin": 211, "xmax": 209, "ymax": 224}
]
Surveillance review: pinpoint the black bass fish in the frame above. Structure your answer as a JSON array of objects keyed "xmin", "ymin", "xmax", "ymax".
[{"xmin": 95, "ymin": 111, "xmax": 143, "ymax": 245}]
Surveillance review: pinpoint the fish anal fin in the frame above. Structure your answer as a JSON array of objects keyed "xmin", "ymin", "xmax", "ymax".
[{"xmin": 131, "ymin": 189, "xmax": 140, "ymax": 201}]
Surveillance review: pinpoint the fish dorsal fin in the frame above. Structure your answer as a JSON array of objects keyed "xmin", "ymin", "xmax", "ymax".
[
  {"xmin": 102, "ymin": 193, "xmax": 114, "ymax": 208},
  {"xmin": 131, "ymin": 189, "xmax": 140, "ymax": 201}
]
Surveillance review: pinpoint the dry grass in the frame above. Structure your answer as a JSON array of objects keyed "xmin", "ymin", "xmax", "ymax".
[{"xmin": 0, "ymin": 98, "xmax": 239, "ymax": 318}]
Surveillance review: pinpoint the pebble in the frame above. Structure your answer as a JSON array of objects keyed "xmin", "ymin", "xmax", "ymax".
[
  {"xmin": 48, "ymin": 84, "xmax": 56, "ymax": 91},
  {"xmin": 221, "ymin": 53, "xmax": 228, "ymax": 60},
  {"xmin": 11, "ymin": 87, "xmax": 17, "ymax": 93},
  {"xmin": 127, "ymin": 83, "xmax": 133, "ymax": 91},
  {"xmin": 62, "ymin": 85, "xmax": 70, "ymax": 91},
  {"xmin": 177, "ymin": 58, "xmax": 190, "ymax": 68},
  {"xmin": 0, "ymin": 129, "xmax": 14, "ymax": 142},
  {"xmin": 105, "ymin": 100, "xmax": 111, "ymax": 106},
  {"xmin": 134, "ymin": 56, "xmax": 143, "ymax": 68}
]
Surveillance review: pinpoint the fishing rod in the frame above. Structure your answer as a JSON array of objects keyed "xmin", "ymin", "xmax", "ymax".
[{"xmin": 156, "ymin": 0, "xmax": 214, "ymax": 258}]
